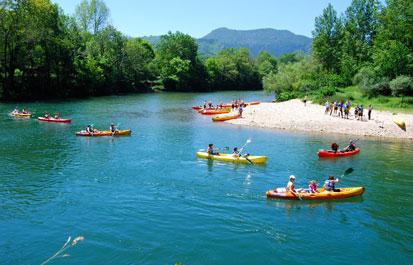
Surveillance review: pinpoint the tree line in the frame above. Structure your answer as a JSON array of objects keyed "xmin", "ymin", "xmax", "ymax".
[
  {"xmin": 263, "ymin": 0, "xmax": 413, "ymax": 102},
  {"xmin": 0, "ymin": 0, "xmax": 278, "ymax": 101}
]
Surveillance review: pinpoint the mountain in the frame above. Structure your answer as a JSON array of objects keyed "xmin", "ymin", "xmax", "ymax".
[{"xmin": 142, "ymin": 27, "xmax": 312, "ymax": 57}]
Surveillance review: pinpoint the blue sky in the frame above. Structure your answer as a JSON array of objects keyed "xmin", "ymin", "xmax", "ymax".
[{"xmin": 52, "ymin": 0, "xmax": 352, "ymax": 38}]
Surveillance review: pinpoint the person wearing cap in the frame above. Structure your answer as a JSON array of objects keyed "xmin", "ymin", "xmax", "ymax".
[
  {"xmin": 324, "ymin": 176, "xmax": 340, "ymax": 192},
  {"xmin": 286, "ymin": 175, "xmax": 303, "ymax": 195}
]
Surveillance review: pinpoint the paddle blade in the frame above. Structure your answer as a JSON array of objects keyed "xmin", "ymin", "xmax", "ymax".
[{"xmin": 344, "ymin": 167, "xmax": 354, "ymax": 175}]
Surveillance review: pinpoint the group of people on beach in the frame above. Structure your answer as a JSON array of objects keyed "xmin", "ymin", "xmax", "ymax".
[{"xmin": 324, "ymin": 100, "xmax": 373, "ymax": 121}]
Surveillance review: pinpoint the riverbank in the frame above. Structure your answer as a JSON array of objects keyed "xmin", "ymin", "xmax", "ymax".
[{"xmin": 227, "ymin": 99, "xmax": 413, "ymax": 139}]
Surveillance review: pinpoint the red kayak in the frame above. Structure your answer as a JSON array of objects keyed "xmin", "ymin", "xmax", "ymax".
[
  {"xmin": 318, "ymin": 148, "xmax": 360, "ymax": 158},
  {"xmin": 38, "ymin": 117, "xmax": 71, "ymax": 123}
]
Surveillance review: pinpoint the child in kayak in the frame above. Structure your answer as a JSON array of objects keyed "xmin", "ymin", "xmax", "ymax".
[
  {"xmin": 308, "ymin": 180, "xmax": 318, "ymax": 193},
  {"xmin": 324, "ymin": 176, "xmax": 340, "ymax": 192}
]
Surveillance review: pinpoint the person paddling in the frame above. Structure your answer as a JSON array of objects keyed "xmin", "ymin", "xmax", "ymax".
[
  {"xmin": 110, "ymin": 123, "xmax": 118, "ymax": 133},
  {"xmin": 324, "ymin": 176, "xmax": 340, "ymax": 192},
  {"xmin": 286, "ymin": 175, "xmax": 303, "ymax": 194},
  {"xmin": 344, "ymin": 140, "xmax": 356, "ymax": 152},
  {"xmin": 232, "ymin": 147, "xmax": 240, "ymax": 157}
]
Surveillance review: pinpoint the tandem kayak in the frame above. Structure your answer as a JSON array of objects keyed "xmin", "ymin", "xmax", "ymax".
[
  {"xmin": 196, "ymin": 152, "xmax": 267, "ymax": 164},
  {"xmin": 212, "ymin": 113, "xmax": 241, "ymax": 122},
  {"xmin": 75, "ymin": 129, "xmax": 132, "ymax": 137},
  {"xmin": 266, "ymin": 187, "xmax": 365, "ymax": 200},
  {"xmin": 200, "ymin": 109, "xmax": 231, "ymax": 115},
  {"xmin": 38, "ymin": 117, "xmax": 71, "ymax": 123},
  {"xmin": 317, "ymin": 148, "xmax": 360, "ymax": 158}
]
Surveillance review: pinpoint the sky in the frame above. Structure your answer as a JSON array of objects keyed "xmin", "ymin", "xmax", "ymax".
[{"xmin": 52, "ymin": 0, "xmax": 353, "ymax": 38}]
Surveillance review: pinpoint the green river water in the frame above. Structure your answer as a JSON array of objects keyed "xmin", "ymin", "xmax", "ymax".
[{"xmin": 0, "ymin": 91, "xmax": 412, "ymax": 264}]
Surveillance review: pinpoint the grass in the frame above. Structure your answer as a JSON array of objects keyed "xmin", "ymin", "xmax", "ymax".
[{"xmin": 309, "ymin": 86, "xmax": 413, "ymax": 114}]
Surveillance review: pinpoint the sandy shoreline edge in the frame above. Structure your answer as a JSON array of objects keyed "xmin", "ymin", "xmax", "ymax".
[{"xmin": 226, "ymin": 99, "xmax": 413, "ymax": 140}]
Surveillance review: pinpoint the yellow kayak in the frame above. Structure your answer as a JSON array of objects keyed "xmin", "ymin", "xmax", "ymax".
[
  {"xmin": 196, "ymin": 152, "xmax": 267, "ymax": 164},
  {"xmin": 393, "ymin": 117, "xmax": 406, "ymax": 131}
]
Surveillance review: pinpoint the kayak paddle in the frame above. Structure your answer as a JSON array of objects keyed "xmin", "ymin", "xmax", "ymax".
[{"xmin": 340, "ymin": 167, "xmax": 354, "ymax": 179}]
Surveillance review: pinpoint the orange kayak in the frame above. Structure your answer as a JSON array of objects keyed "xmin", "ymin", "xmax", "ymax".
[
  {"xmin": 212, "ymin": 113, "xmax": 241, "ymax": 122},
  {"xmin": 200, "ymin": 109, "xmax": 231, "ymax": 115},
  {"xmin": 266, "ymin": 187, "xmax": 365, "ymax": 200}
]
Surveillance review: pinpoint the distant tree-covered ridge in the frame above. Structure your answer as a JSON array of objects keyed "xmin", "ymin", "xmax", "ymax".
[{"xmin": 143, "ymin": 27, "xmax": 312, "ymax": 58}]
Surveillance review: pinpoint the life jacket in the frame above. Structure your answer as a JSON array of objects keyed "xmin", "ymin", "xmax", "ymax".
[{"xmin": 324, "ymin": 180, "xmax": 334, "ymax": 191}]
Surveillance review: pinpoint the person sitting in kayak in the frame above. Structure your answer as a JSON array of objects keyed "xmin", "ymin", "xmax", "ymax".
[
  {"xmin": 238, "ymin": 105, "xmax": 243, "ymax": 117},
  {"xmin": 308, "ymin": 180, "xmax": 318, "ymax": 193},
  {"xmin": 331, "ymin": 143, "xmax": 339, "ymax": 153},
  {"xmin": 324, "ymin": 176, "xmax": 340, "ymax": 192},
  {"xmin": 22, "ymin": 108, "xmax": 28, "ymax": 114},
  {"xmin": 86, "ymin": 125, "xmax": 94, "ymax": 133},
  {"xmin": 286, "ymin": 175, "xmax": 301, "ymax": 193},
  {"xmin": 44, "ymin": 113, "xmax": 50, "ymax": 118},
  {"xmin": 110, "ymin": 123, "xmax": 117, "ymax": 133},
  {"xmin": 54, "ymin": 113, "xmax": 60, "ymax": 119},
  {"xmin": 232, "ymin": 147, "xmax": 240, "ymax": 157},
  {"xmin": 344, "ymin": 140, "xmax": 356, "ymax": 152},
  {"xmin": 207, "ymin": 144, "xmax": 219, "ymax": 155}
]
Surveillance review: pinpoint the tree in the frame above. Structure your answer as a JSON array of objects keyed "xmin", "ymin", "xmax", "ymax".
[
  {"xmin": 75, "ymin": 0, "xmax": 109, "ymax": 34},
  {"xmin": 372, "ymin": 0, "xmax": 413, "ymax": 78},
  {"xmin": 255, "ymin": 50, "xmax": 277, "ymax": 77},
  {"xmin": 340, "ymin": 0, "xmax": 381, "ymax": 79},
  {"xmin": 312, "ymin": 3, "xmax": 343, "ymax": 73},
  {"xmin": 156, "ymin": 31, "xmax": 205, "ymax": 91}
]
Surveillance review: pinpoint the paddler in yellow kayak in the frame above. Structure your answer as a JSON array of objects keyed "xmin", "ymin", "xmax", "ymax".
[
  {"xmin": 207, "ymin": 144, "xmax": 219, "ymax": 155},
  {"xmin": 110, "ymin": 123, "xmax": 118, "ymax": 133}
]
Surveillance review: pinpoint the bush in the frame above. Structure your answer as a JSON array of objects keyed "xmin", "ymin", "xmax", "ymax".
[
  {"xmin": 354, "ymin": 66, "xmax": 390, "ymax": 97},
  {"xmin": 318, "ymin": 86, "xmax": 337, "ymax": 97},
  {"xmin": 389, "ymin": 75, "xmax": 413, "ymax": 97},
  {"xmin": 276, "ymin": 91, "xmax": 298, "ymax": 102}
]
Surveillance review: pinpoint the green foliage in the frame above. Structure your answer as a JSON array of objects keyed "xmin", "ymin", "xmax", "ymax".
[
  {"xmin": 156, "ymin": 31, "xmax": 206, "ymax": 91},
  {"xmin": 389, "ymin": 76, "xmax": 413, "ymax": 97},
  {"xmin": 312, "ymin": 3, "xmax": 343, "ymax": 73},
  {"xmin": 276, "ymin": 91, "xmax": 298, "ymax": 102},
  {"xmin": 75, "ymin": 0, "xmax": 109, "ymax": 34},
  {"xmin": 204, "ymin": 48, "xmax": 261, "ymax": 90}
]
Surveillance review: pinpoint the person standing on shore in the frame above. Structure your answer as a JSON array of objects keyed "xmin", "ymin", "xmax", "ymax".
[
  {"xmin": 368, "ymin": 105, "xmax": 373, "ymax": 120},
  {"xmin": 304, "ymin": 95, "xmax": 308, "ymax": 106}
]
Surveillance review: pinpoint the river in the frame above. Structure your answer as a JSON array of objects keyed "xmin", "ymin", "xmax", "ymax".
[{"xmin": 0, "ymin": 91, "xmax": 412, "ymax": 264}]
